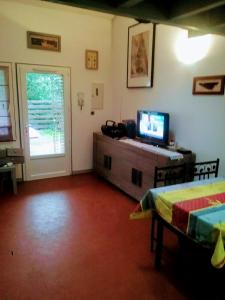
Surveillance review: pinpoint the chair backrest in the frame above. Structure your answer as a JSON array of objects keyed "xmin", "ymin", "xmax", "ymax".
[
  {"xmin": 192, "ymin": 158, "xmax": 219, "ymax": 180},
  {"xmin": 154, "ymin": 164, "xmax": 186, "ymax": 188}
]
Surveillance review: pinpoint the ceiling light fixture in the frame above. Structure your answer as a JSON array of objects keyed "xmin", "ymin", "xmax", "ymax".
[{"xmin": 175, "ymin": 30, "xmax": 212, "ymax": 65}]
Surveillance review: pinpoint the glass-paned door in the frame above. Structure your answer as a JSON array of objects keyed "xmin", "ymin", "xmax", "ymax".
[{"xmin": 17, "ymin": 64, "xmax": 71, "ymax": 181}]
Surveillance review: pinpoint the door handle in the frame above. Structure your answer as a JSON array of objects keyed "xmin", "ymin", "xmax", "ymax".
[{"xmin": 25, "ymin": 124, "xmax": 29, "ymax": 136}]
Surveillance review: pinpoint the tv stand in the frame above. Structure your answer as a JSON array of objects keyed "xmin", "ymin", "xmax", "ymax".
[{"xmin": 93, "ymin": 133, "xmax": 196, "ymax": 201}]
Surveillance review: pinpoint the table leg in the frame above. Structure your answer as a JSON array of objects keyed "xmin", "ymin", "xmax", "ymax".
[
  {"xmin": 154, "ymin": 218, "xmax": 164, "ymax": 269},
  {"xmin": 150, "ymin": 211, "xmax": 156, "ymax": 252}
]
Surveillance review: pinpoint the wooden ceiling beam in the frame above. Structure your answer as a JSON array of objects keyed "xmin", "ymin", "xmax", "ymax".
[
  {"xmin": 42, "ymin": 0, "xmax": 225, "ymax": 36},
  {"xmin": 188, "ymin": 25, "xmax": 225, "ymax": 36},
  {"xmin": 172, "ymin": 6, "xmax": 225, "ymax": 30},
  {"xmin": 213, "ymin": 22, "xmax": 225, "ymax": 29},
  {"xmin": 170, "ymin": 0, "xmax": 225, "ymax": 20},
  {"xmin": 118, "ymin": 0, "xmax": 144, "ymax": 8},
  {"xmin": 42, "ymin": 0, "xmax": 167, "ymax": 21}
]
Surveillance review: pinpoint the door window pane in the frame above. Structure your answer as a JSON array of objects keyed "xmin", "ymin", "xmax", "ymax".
[{"xmin": 26, "ymin": 72, "xmax": 65, "ymax": 157}]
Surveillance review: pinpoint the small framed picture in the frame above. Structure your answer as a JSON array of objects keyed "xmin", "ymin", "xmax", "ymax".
[
  {"xmin": 127, "ymin": 22, "xmax": 156, "ymax": 88},
  {"xmin": 193, "ymin": 75, "xmax": 225, "ymax": 95},
  {"xmin": 85, "ymin": 50, "xmax": 98, "ymax": 70},
  {"xmin": 27, "ymin": 31, "xmax": 61, "ymax": 52}
]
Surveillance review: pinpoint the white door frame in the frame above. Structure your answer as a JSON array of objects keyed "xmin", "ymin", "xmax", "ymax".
[{"xmin": 17, "ymin": 64, "xmax": 72, "ymax": 181}]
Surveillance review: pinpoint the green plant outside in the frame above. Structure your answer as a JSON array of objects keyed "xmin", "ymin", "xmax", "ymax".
[{"xmin": 26, "ymin": 72, "xmax": 64, "ymax": 138}]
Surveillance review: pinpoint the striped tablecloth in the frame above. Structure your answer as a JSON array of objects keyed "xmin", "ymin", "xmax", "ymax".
[{"xmin": 132, "ymin": 177, "xmax": 225, "ymax": 268}]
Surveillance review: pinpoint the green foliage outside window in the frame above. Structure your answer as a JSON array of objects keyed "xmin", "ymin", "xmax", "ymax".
[
  {"xmin": 26, "ymin": 73, "xmax": 63, "ymax": 101},
  {"xmin": 26, "ymin": 72, "xmax": 64, "ymax": 137}
]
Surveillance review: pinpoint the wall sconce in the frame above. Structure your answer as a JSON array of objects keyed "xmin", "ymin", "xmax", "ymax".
[
  {"xmin": 175, "ymin": 30, "xmax": 212, "ymax": 64},
  {"xmin": 77, "ymin": 92, "xmax": 84, "ymax": 110}
]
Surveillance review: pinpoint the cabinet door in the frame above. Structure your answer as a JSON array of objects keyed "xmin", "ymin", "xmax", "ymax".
[
  {"xmin": 118, "ymin": 149, "xmax": 145, "ymax": 200},
  {"xmin": 95, "ymin": 139, "xmax": 112, "ymax": 177},
  {"xmin": 135, "ymin": 150, "xmax": 156, "ymax": 199},
  {"xmin": 95, "ymin": 138, "xmax": 121, "ymax": 185},
  {"xmin": 106, "ymin": 151, "xmax": 122, "ymax": 186},
  {"xmin": 119, "ymin": 160, "xmax": 141, "ymax": 200}
]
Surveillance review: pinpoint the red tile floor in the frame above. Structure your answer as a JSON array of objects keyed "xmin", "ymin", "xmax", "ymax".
[{"xmin": 0, "ymin": 174, "xmax": 224, "ymax": 300}]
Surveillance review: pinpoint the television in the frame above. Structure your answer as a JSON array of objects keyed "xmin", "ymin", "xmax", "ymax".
[{"xmin": 137, "ymin": 110, "xmax": 169, "ymax": 147}]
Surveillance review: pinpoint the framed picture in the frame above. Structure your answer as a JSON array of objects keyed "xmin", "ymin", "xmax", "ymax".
[
  {"xmin": 27, "ymin": 31, "xmax": 61, "ymax": 52},
  {"xmin": 127, "ymin": 22, "xmax": 156, "ymax": 88},
  {"xmin": 193, "ymin": 75, "xmax": 225, "ymax": 95},
  {"xmin": 85, "ymin": 50, "xmax": 98, "ymax": 70}
]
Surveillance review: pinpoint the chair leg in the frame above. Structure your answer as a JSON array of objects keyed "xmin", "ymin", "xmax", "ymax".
[
  {"xmin": 154, "ymin": 218, "xmax": 164, "ymax": 269},
  {"xmin": 0, "ymin": 174, "xmax": 7, "ymax": 194},
  {"xmin": 10, "ymin": 167, "xmax": 17, "ymax": 195},
  {"xmin": 150, "ymin": 212, "xmax": 156, "ymax": 252},
  {"xmin": 0, "ymin": 176, "xmax": 3, "ymax": 193}
]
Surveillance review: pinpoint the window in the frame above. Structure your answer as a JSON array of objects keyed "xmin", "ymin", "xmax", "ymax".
[
  {"xmin": 26, "ymin": 72, "xmax": 65, "ymax": 157},
  {"xmin": 0, "ymin": 63, "xmax": 15, "ymax": 142}
]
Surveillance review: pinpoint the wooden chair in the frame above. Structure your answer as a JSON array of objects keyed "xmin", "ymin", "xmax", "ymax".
[
  {"xmin": 151, "ymin": 164, "xmax": 186, "ymax": 252},
  {"xmin": 191, "ymin": 158, "xmax": 219, "ymax": 180}
]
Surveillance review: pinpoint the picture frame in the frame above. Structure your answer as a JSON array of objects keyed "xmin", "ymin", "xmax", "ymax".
[
  {"xmin": 127, "ymin": 22, "xmax": 156, "ymax": 88},
  {"xmin": 192, "ymin": 75, "xmax": 225, "ymax": 95},
  {"xmin": 85, "ymin": 50, "xmax": 98, "ymax": 70},
  {"xmin": 27, "ymin": 31, "xmax": 61, "ymax": 52}
]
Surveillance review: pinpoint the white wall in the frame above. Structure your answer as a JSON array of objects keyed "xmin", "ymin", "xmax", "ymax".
[
  {"xmin": 112, "ymin": 17, "xmax": 225, "ymax": 176},
  {"xmin": 0, "ymin": 0, "xmax": 113, "ymax": 173},
  {"xmin": 1, "ymin": 2, "xmax": 225, "ymax": 178}
]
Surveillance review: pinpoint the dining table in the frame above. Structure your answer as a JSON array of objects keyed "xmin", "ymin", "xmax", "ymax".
[{"xmin": 131, "ymin": 177, "xmax": 225, "ymax": 269}]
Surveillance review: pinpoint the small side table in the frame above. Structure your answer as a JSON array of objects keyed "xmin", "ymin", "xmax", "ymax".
[{"xmin": 0, "ymin": 165, "xmax": 17, "ymax": 194}]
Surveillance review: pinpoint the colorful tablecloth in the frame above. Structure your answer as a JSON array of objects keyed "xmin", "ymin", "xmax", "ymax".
[{"xmin": 131, "ymin": 177, "xmax": 225, "ymax": 268}]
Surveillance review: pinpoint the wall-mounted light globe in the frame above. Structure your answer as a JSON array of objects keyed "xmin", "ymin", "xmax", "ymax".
[{"xmin": 175, "ymin": 30, "xmax": 212, "ymax": 64}]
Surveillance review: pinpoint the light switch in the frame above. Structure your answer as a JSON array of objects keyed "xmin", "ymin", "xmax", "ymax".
[{"xmin": 91, "ymin": 83, "xmax": 104, "ymax": 110}]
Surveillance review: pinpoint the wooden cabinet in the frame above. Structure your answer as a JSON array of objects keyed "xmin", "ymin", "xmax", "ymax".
[{"xmin": 93, "ymin": 132, "xmax": 195, "ymax": 201}]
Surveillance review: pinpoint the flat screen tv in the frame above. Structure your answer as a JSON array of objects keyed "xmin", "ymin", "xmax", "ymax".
[{"xmin": 137, "ymin": 110, "xmax": 169, "ymax": 147}]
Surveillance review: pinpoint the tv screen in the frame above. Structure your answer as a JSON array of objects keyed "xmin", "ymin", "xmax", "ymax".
[{"xmin": 137, "ymin": 110, "xmax": 169, "ymax": 146}]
